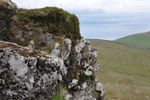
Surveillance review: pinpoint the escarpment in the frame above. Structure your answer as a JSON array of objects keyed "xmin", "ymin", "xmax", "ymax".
[
  {"xmin": 0, "ymin": 0, "xmax": 81, "ymax": 49},
  {"xmin": 0, "ymin": 0, "xmax": 105, "ymax": 100}
]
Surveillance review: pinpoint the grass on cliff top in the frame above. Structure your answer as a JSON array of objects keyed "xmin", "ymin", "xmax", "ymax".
[
  {"xmin": 15, "ymin": 7, "xmax": 81, "ymax": 40},
  {"xmin": 89, "ymin": 39, "xmax": 150, "ymax": 100},
  {"xmin": 115, "ymin": 32, "xmax": 150, "ymax": 50}
]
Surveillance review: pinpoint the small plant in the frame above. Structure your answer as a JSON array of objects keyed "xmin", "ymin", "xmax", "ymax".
[
  {"xmin": 51, "ymin": 84, "xmax": 68, "ymax": 100},
  {"xmin": 80, "ymin": 48, "xmax": 85, "ymax": 53},
  {"xmin": 42, "ymin": 42, "xmax": 55, "ymax": 54},
  {"xmin": 54, "ymin": 35, "xmax": 65, "ymax": 46},
  {"xmin": 78, "ymin": 73, "xmax": 91, "ymax": 85}
]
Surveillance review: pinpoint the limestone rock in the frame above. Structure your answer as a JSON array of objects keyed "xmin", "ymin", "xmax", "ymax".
[
  {"xmin": 65, "ymin": 94, "xmax": 73, "ymax": 100},
  {"xmin": 0, "ymin": 38, "xmax": 105, "ymax": 100},
  {"xmin": 0, "ymin": 41, "xmax": 66, "ymax": 100},
  {"xmin": 70, "ymin": 80, "xmax": 96, "ymax": 100},
  {"xmin": 28, "ymin": 40, "xmax": 35, "ymax": 49},
  {"xmin": 81, "ymin": 82, "xmax": 87, "ymax": 89},
  {"xmin": 75, "ymin": 38, "xmax": 87, "ymax": 53},
  {"xmin": 51, "ymin": 42, "xmax": 60, "ymax": 56},
  {"xmin": 68, "ymin": 79, "xmax": 78, "ymax": 89},
  {"xmin": 65, "ymin": 38, "xmax": 104, "ymax": 100},
  {"xmin": 61, "ymin": 38, "xmax": 72, "ymax": 60},
  {"xmin": 84, "ymin": 70, "xmax": 93, "ymax": 76},
  {"xmin": 0, "ymin": 1, "xmax": 104, "ymax": 99},
  {"xmin": 96, "ymin": 82, "xmax": 105, "ymax": 100},
  {"xmin": 51, "ymin": 38, "xmax": 72, "ymax": 60},
  {"xmin": 39, "ymin": 33, "xmax": 55, "ymax": 50}
]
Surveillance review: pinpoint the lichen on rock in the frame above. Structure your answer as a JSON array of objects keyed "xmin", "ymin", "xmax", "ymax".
[
  {"xmin": 0, "ymin": 41, "xmax": 67, "ymax": 100},
  {"xmin": 0, "ymin": 38, "xmax": 105, "ymax": 100},
  {"xmin": 0, "ymin": 0, "xmax": 105, "ymax": 100}
]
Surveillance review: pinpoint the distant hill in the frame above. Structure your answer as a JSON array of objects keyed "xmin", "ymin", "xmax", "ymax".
[
  {"xmin": 88, "ymin": 39, "xmax": 150, "ymax": 100},
  {"xmin": 115, "ymin": 32, "xmax": 150, "ymax": 49}
]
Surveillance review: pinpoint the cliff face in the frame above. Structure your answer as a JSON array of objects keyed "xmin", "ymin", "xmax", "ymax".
[
  {"xmin": 0, "ymin": 0, "xmax": 105, "ymax": 100},
  {"xmin": 0, "ymin": 41, "xmax": 65, "ymax": 100},
  {"xmin": 0, "ymin": 39, "xmax": 104, "ymax": 100},
  {"xmin": 0, "ymin": 0, "xmax": 81, "ymax": 50}
]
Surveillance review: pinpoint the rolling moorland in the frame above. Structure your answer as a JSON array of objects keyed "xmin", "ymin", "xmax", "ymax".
[
  {"xmin": 115, "ymin": 32, "xmax": 150, "ymax": 50},
  {"xmin": 89, "ymin": 39, "xmax": 150, "ymax": 100}
]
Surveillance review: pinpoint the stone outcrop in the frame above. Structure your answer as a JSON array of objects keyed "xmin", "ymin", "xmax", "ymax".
[
  {"xmin": 0, "ymin": 39, "xmax": 104, "ymax": 100},
  {"xmin": 0, "ymin": 41, "xmax": 66, "ymax": 100},
  {"xmin": 0, "ymin": 0, "xmax": 105, "ymax": 100},
  {"xmin": 0, "ymin": 0, "xmax": 81, "ymax": 48},
  {"xmin": 63, "ymin": 38, "xmax": 104, "ymax": 100}
]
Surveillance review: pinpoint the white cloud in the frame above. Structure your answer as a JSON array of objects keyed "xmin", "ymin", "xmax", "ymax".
[{"xmin": 12, "ymin": 0, "xmax": 150, "ymax": 13}]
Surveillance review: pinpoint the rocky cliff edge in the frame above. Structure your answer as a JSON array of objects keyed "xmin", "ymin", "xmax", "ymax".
[{"xmin": 0, "ymin": 0, "xmax": 105, "ymax": 100}]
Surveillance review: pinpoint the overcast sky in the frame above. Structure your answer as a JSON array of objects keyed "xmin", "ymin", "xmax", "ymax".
[{"xmin": 12, "ymin": 0, "xmax": 150, "ymax": 13}]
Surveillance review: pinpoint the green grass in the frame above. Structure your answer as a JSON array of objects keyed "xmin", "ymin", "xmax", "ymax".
[
  {"xmin": 16, "ymin": 7, "xmax": 81, "ymax": 40},
  {"xmin": 115, "ymin": 32, "xmax": 150, "ymax": 49},
  {"xmin": 89, "ymin": 39, "xmax": 150, "ymax": 100},
  {"xmin": 51, "ymin": 84, "xmax": 67, "ymax": 100},
  {"xmin": 78, "ymin": 73, "xmax": 91, "ymax": 85},
  {"xmin": 1, "ymin": 7, "xmax": 81, "ymax": 50}
]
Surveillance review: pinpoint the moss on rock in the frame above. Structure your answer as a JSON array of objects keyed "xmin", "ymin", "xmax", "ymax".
[
  {"xmin": 0, "ymin": 7, "xmax": 81, "ymax": 50},
  {"xmin": 78, "ymin": 73, "xmax": 91, "ymax": 85},
  {"xmin": 15, "ymin": 7, "xmax": 81, "ymax": 39}
]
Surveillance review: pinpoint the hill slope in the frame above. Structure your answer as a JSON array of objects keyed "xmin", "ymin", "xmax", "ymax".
[
  {"xmin": 89, "ymin": 39, "xmax": 150, "ymax": 100},
  {"xmin": 115, "ymin": 32, "xmax": 150, "ymax": 49}
]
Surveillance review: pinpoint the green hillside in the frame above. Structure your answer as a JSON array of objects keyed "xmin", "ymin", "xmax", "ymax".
[
  {"xmin": 88, "ymin": 39, "xmax": 150, "ymax": 100},
  {"xmin": 115, "ymin": 32, "xmax": 150, "ymax": 49}
]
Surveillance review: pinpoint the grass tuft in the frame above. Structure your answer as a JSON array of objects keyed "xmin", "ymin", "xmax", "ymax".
[{"xmin": 51, "ymin": 84, "xmax": 67, "ymax": 100}]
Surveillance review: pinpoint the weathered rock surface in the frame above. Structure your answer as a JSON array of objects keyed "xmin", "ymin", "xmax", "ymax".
[
  {"xmin": 39, "ymin": 33, "xmax": 55, "ymax": 50},
  {"xmin": 0, "ymin": 41, "xmax": 66, "ymax": 100},
  {"xmin": 28, "ymin": 40, "xmax": 35, "ymax": 49},
  {"xmin": 0, "ymin": 0, "xmax": 105, "ymax": 100},
  {"xmin": 63, "ymin": 38, "xmax": 105, "ymax": 100},
  {"xmin": 0, "ymin": 38, "xmax": 105, "ymax": 100},
  {"xmin": 61, "ymin": 38, "xmax": 72, "ymax": 60}
]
